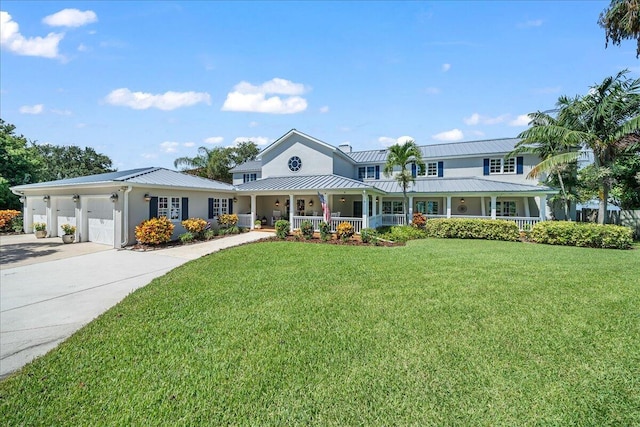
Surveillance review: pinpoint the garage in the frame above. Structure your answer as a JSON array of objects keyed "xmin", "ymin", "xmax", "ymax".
[
  {"xmin": 31, "ymin": 198, "xmax": 47, "ymax": 226},
  {"xmin": 56, "ymin": 199, "xmax": 76, "ymax": 237},
  {"xmin": 87, "ymin": 198, "xmax": 114, "ymax": 246}
]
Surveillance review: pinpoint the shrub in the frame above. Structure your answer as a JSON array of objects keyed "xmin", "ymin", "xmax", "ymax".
[
  {"xmin": 218, "ymin": 214, "xmax": 238, "ymax": 228},
  {"xmin": 0, "ymin": 210, "xmax": 21, "ymax": 231},
  {"xmin": 360, "ymin": 227, "xmax": 377, "ymax": 244},
  {"xmin": 179, "ymin": 232, "xmax": 194, "ymax": 243},
  {"xmin": 275, "ymin": 220, "xmax": 290, "ymax": 239},
  {"xmin": 181, "ymin": 218, "xmax": 208, "ymax": 234},
  {"xmin": 11, "ymin": 215, "xmax": 23, "ymax": 233},
  {"xmin": 425, "ymin": 218, "xmax": 520, "ymax": 242},
  {"xmin": 319, "ymin": 221, "xmax": 331, "ymax": 241},
  {"xmin": 336, "ymin": 222, "xmax": 355, "ymax": 242},
  {"xmin": 530, "ymin": 221, "xmax": 633, "ymax": 249},
  {"xmin": 411, "ymin": 213, "xmax": 426, "ymax": 229},
  {"xmin": 33, "ymin": 222, "xmax": 47, "ymax": 232},
  {"xmin": 61, "ymin": 223, "xmax": 76, "ymax": 235},
  {"xmin": 378, "ymin": 225, "xmax": 428, "ymax": 243},
  {"xmin": 135, "ymin": 216, "xmax": 174, "ymax": 245},
  {"xmin": 203, "ymin": 229, "xmax": 217, "ymax": 240},
  {"xmin": 299, "ymin": 220, "xmax": 314, "ymax": 240}
]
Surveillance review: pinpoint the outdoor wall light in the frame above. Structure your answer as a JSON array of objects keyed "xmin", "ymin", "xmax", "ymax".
[
  {"xmin": 340, "ymin": 197, "xmax": 346, "ymax": 203},
  {"xmin": 460, "ymin": 198, "xmax": 465, "ymax": 204},
  {"xmin": 43, "ymin": 195, "xmax": 50, "ymax": 202},
  {"xmin": 233, "ymin": 196, "xmax": 238, "ymax": 203},
  {"xmin": 19, "ymin": 196, "xmax": 25, "ymax": 204},
  {"xmin": 110, "ymin": 193, "xmax": 119, "ymax": 202},
  {"xmin": 275, "ymin": 199, "xmax": 280, "ymax": 207},
  {"xmin": 308, "ymin": 200, "xmax": 313, "ymax": 206},
  {"xmin": 144, "ymin": 193, "xmax": 152, "ymax": 202},
  {"xmin": 375, "ymin": 196, "xmax": 379, "ymax": 202},
  {"xmin": 72, "ymin": 194, "xmax": 80, "ymax": 202}
]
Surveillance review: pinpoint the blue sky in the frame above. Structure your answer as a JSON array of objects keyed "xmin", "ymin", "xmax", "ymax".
[{"xmin": 1, "ymin": 1, "xmax": 638, "ymax": 172}]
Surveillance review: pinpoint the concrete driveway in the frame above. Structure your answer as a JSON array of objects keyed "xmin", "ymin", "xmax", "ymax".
[{"xmin": 0, "ymin": 231, "xmax": 273, "ymax": 379}]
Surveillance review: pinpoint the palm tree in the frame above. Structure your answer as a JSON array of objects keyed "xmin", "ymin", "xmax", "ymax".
[
  {"xmin": 515, "ymin": 70, "xmax": 639, "ymax": 224},
  {"xmin": 383, "ymin": 139, "xmax": 424, "ymax": 225}
]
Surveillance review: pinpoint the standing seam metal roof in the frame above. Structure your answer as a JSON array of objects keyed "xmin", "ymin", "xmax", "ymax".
[
  {"xmin": 236, "ymin": 175, "xmax": 375, "ymax": 192},
  {"xmin": 372, "ymin": 178, "xmax": 554, "ymax": 194}
]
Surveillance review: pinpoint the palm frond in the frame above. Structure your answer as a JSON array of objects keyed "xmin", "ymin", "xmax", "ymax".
[{"xmin": 527, "ymin": 151, "xmax": 581, "ymax": 179}]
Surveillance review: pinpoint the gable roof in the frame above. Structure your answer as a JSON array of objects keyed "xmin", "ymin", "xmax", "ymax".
[
  {"xmin": 12, "ymin": 167, "xmax": 235, "ymax": 192},
  {"xmin": 229, "ymin": 160, "xmax": 262, "ymax": 173},
  {"xmin": 256, "ymin": 129, "xmax": 355, "ymax": 163}
]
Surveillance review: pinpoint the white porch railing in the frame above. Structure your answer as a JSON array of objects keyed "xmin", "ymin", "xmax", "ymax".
[
  {"xmin": 496, "ymin": 216, "xmax": 541, "ymax": 230},
  {"xmin": 237, "ymin": 214, "xmax": 253, "ymax": 228},
  {"xmin": 381, "ymin": 214, "xmax": 405, "ymax": 226},
  {"xmin": 292, "ymin": 215, "xmax": 363, "ymax": 233}
]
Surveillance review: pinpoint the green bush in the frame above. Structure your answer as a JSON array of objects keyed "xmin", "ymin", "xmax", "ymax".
[
  {"xmin": 275, "ymin": 220, "xmax": 290, "ymax": 239},
  {"xmin": 319, "ymin": 221, "xmax": 331, "ymax": 241},
  {"xmin": 11, "ymin": 215, "xmax": 24, "ymax": 233},
  {"xmin": 425, "ymin": 218, "xmax": 520, "ymax": 242},
  {"xmin": 530, "ymin": 221, "xmax": 633, "ymax": 249},
  {"xmin": 378, "ymin": 225, "xmax": 428, "ymax": 243},
  {"xmin": 299, "ymin": 220, "xmax": 314, "ymax": 240},
  {"xmin": 360, "ymin": 227, "xmax": 377, "ymax": 243},
  {"xmin": 179, "ymin": 232, "xmax": 195, "ymax": 243},
  {"xmin": 203, "ymin": 229, "xmax": 217, "ymax": 240}
]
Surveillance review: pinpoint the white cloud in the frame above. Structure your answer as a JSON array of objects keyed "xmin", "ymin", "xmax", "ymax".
[
  {"xmin": 1, "ymin": 11, "xmax": 63, "ymax": 58},
  {"xmin": 432, "ymin": 129, "xmax": 464, "ymax": 141},
  {"xmin": 232, "ymin": 136, "xmax": 270, "ymax": 146},
  {"xmin": 43, "ymin": 9, "xmax": 97, "ymax": 27},
  {"xmin": 319, "ymin": 105, "xmax": 330, "ymax": 113},
  {"xmin": 142, "ymin": 153, "xmax": 158, "ymax": 160},
  {"xmin": 19, "ymin": 104, "xmax": 44, "ymax": 114},
  {"xmin": 509, "ymin": 114, "xmax": 531, "ymax": 126},
  {"xmin": 464, "ymin": 113, "xmax": 481, "ymax": 125},
  {"xmin": 378, "ymin": 136, "xmax": 415, "ymax": 147},
  {"xmin": 222, "ymin": 78, "xmax": 309, "ymax": 114},
  {"xmin": 160, "ymin": 141, "xmax": 180, "ymax": 153},
  {"xmin": 51, "ymin": 108, "xmax": 72, "ymax": 116},
  {"xmin": 104, "ymin": 88, "xmax": 211, "ymax": 110},
  {"xmin": 463, "ymin": 112, "xmax": 508, "ymax": 125},
  {"xmin": 204, "ymin": 136, "xmax": 224, "ymax": 144},
  {"xmin": 183, "ymin": 142, "xmax": 195, "ymax": 148},
  {"xmin": 77, "ymin": 43, "xmax": 89, "ymax": 52},
  {"xmin": 425, "ymin": 87, "xmax": 441, "ymax": 94},
  {"xmin": 442, "ymin": 63, "xmax": 451, "ymax": 72},
  {"xmin": 518, "ymin": 19, "xmax": 543, "ymax": 29},
  {"xmin": 249, "ymin": 121, "xmax": 259, "ymax": 128}
]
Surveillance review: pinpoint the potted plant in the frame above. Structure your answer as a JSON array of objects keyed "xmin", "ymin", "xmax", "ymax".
[
  {"xmin": 61, "ymin": 223, "xmax": 76, "ymax": 244},
  {"xmin": 33, "ymin": 222, "xmax": 47, "ymax": 238},
  {"xmin": 254, "ymin": 219, "xmax": 262, "ymax": 229}
]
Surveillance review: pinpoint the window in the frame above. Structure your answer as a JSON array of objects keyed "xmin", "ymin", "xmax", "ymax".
[
  {"xmin": 490, "ymin": 158, "xmax": 516, "ymax": 174},
  {"xmin": 417, "ymin": 200, "xmax": 439, "ymax": 214},
  {"xmin": 358, "ymin": 166, "xmax": 376, "ymax": 179},
  {"xmin": 496, "ymin": 201, "xmax": 516, "ymax": 217},
  {"xmin": 158, "ymin": 197, "xmax": 181, "ymax": 220},
  {"xmin": 288, "ymin": 156, "xmax": 302, "ymax": 172},
  {"xmin": 212, "ymin": 198, "xmax": 229, "ymax": 217},
  {"xmin": 382, "ymin": 201, "xmax": 403, "ymax": 215},
  {"xmin": 426, "ymin": 162, "xmax": 438, "ymax": 177},
  {"xmin": 243, "ymin": 173, "xmax": 257, "ymax": 183}
]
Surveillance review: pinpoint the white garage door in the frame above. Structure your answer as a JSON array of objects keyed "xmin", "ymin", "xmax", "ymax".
[
  {"xmin": 87, "ymin": 198, "xmax": 114, "ymax": 246},
  {"xmin": 31, "ymin": 198, "xmax": 47, "ymax": 227},
  {"xmin": 57, "ymin": 199, "xmax": 76, "ymax": 236}
]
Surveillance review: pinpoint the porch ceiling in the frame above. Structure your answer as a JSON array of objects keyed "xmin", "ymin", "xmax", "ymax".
[{"xmin": 373, "ymin": 177, "xmax": 556, "ymax": 194}]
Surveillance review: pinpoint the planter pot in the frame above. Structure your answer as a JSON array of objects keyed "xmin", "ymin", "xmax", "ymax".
[
  {"xmin": 254, "ymin": 224, "xmax": 262, "ymax": 229},
  {"xmin": 62, "ymin": 234, "xmax": 75, "ymax": 244},
  {"xmin": 35, "ymin": 230, "xmax": 47, "ymax": 238}
]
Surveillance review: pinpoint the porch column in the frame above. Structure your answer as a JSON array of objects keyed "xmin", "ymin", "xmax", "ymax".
[
  {"xmin": 523, "ymin": 196, "xmax": 530, "ymax": 218},
  {"xmin": 446, "ymin": 196, "xmax": 452, "ymax": 218},
  {"xmin": 481, "ymin": 196, "xmax": 486, "ymax": 217},
  {"xmin": 23, "ymin": 197, "xmax": 32, "ymax": 233},
  {"xmin": 77, "ymin": 198, "xmax": 85, "ymax": 242},
  {"xmin": 490, "ymin": 196, "xmax": 497, "ymax": 219},
  {"xmin": 538, "ymin": 195, "xmax": 547, "ymax": 221},
  {"xmin": 250, "ymin": 194, "xmax": 256, "ymax": 230},
  {"xmin": 362, "ymin": 191, "xmax": 368, "ymax": 229},
  {"xmin": 408, "ymin": 196, "xmax": 414, "ymax": 222},
  {"xmin": 289, "ymin": 194, "xmax": 294, "ymax": 231},
  {"xmin": 372, "ymin": 195, "xmax": 377, "ymax": 227}
]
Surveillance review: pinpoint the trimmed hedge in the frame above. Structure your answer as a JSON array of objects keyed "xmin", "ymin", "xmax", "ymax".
[
  {"xmin": 377, "ymin": 225, "xmax": 428, "ymax": 243},
  {"xmin": 425, "ymin": 218, "xmax": 520, "ymax": 242},
  {"xmin": 530, "ymin": 221, "xmax": 633, "ymax": 249}
]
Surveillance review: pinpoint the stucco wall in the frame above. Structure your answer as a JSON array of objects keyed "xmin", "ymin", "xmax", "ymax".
[{"xmin": 261, "ymin": 135, "xmax": 334, "ymax": 178}]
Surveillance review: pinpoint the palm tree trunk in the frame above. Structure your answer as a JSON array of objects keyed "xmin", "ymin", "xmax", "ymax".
[
  {"xmin": 599, "ymin": 180, "xmax": 609, "ymax": 225},
  {"xmin": 556, "ymin": 172, "xmax": 571, "ymax": 221},
  {"xmin": 403, "ymin": 186, "xmax": 409, "ymax": 225}
]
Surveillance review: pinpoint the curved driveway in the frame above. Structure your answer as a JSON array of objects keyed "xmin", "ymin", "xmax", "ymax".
[{"xmin": 0, "ymin": 231, "xmax": 273, "ymax": 379}]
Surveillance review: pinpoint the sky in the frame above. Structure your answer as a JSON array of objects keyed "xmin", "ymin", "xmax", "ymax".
[{"xmin": 1, "ymin": 1, "xmax": 638, "ymax": 172}]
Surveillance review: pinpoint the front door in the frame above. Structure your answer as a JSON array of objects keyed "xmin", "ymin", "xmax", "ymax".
[{"xmin": 353, "ymin": 201, "xmax": 362, "ymax": 217}]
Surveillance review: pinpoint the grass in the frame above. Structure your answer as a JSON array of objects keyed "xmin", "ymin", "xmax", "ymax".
[{"xmin": 1, "ymin": 239, "xmax": 639, "ymax": 425}]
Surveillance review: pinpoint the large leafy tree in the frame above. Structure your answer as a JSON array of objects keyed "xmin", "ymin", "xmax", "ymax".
[
  {"xmin": 599, "ymin": 0, "xmax": 640, "ymax": 57},
  {"xmin": 516, "ymin": 71, "xmax": 640, "ymax": 224},
  {"xmin": 383, "ymin": 139, "xmax": 424, "ymax": 225},
  {"xmin": 33, "ymin": 144, "xmax": 115, "ymax": 182},
  {"xmin": 174, "ymin": 141, "xmax": 260, "ymax": 183},
  {"xmin": 0, "ymin": 119, "xmax": 41, "ymax": 209}
]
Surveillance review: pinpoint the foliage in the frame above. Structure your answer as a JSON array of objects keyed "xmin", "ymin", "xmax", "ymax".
[
  {"xmin": 0, "ymin": 209, "xmax": 21, "ymax": 231},
  {"xmin": 135, "ymin": 217, "xmax": 174, "ymax": 245},
  {"xmin": 218, "ymin": 214, "xmax": 238, "ymax": 228},
  {"xmin": 318, "ymin": 221, "xmax": 331, "ymax": 241},
  {"xmin": 10, "ymin": 214, "xmax": 23, "ymax": 232},
  {"xmin": 32, "ymin": 222, "xmax": 46, "ymax": 231},
  {"xmin": 60, "ymin": 223, "xmax": 76, "ymax": 235},
  {"xmin": 179, "ymin": 232, "xmax": 195, "ymax": 243},
  {"xmin": 275, "ymin": 219, "xmax": 290, "ymax": 239},
  {"xmin": 203, "ymin": 229, "xmax": 217, "ymax": 240},
  {"xmin": 299, "ymin": 220, "xmax": 314, "ymax": 240},
  {"xmin": 377, "ymin": 225, "xmax": 428, "ymax": 242},
  {"xmin": 599, "ymin": 0, "xmax": 640, "ymax": 57},
  {"xmin": 610, "ymin": 153, "xmax": 640, "ymax": 209},
  {"xmin": 425, "ymin": 218, "xmax": 520, "ymax": 242},
  {"xmin": 174, "ymin": 141, "xmax": 260, "ymax": 183},
  {"xmin": 360, "ymin": 227, "xmax": 377, "ymax": 243},
  {"xmin": 336, "ymin": 222, "xmax": 355, "ymax": 241},
  {"xmin": 411, "ymin": 212, "xmax": 426, "ymax": 229},
  {"xmin": 530, "ymin": 221, "xmax": 633, "ymax": 249},
  {"xmin": 33, "ymin": 144, "xmax": 115, "ymax": 183},
  {"xmin": 181, "ymin": 218, "xmax": 208, "ymax": 234},
  {"xmin": 383, "ymin": 140, "xmax": 424, "ymax": 225},
  {"xmin": 0, "ymin": 119, "xmax": 41, "ymax": 209}
]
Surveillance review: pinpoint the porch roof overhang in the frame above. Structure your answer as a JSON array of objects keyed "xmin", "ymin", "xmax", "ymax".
[
  {"xmin": 236, "ymin": 174, "xmax": 385, "ymax": 194},
  {"xmin": 372, "ymin": 177, "xmax": 557, "ymax": 195}
]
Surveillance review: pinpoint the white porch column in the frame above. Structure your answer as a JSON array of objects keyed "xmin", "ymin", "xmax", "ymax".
[
  {"xmin": 481, "ymin": 196, "xmax": 486, "ymax": 217},
  {"xmin": 48, "ymin": 197, "xmax": 58, "ymax": 237},
  {"xmin": 490, "ymin": 196, "xmax": 497, "ymax": 219},
  {"xmin": 523, "ymin": 196, "xmax": 530, "ymax": 218},
  {"xmin": 372, "ymin": 195, "xmax": 378, "ymax": 227},
  {"xmin": 289, "ymin": 194, "xmax": 294, "ymax": 231},
  {"xmin": 250, "ymin": 194, "xmax": 257, "ymax": 230},
  {"xmin": 77, "ymin": 198, "xmax": 85, "ymax": 242},
  {"xmin": 446, "ymin": 196, "xmax": 452, "ymax": 218},
  {"xmin": 408, "ymin": 196, "xmax": 414, "ymax": 221},
  {"xmin": 538, "ymin": 195, "xmax": 547, "ymax": 221},
  {"xmin": 362, "ymin": 192, "xmax": 368, "ymax": 229},
  {"xmin": 23, "ymin": 197, "xmax": 32, "ymax": 233}
]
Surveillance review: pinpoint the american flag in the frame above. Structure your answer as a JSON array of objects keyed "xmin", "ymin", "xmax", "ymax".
[{"xmin": 318, "ymin": 192, "xmax": 330, "ymax": 223}]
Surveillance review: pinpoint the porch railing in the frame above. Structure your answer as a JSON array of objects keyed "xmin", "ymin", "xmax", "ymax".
[
  {"xmin": 381, "ymin": 214, "xmax": 405, "ymax": 226},
  {"xmin": 292, "ymin": 215, "xmax": 363, "ymax": 233},
  {"xmin": 237, "ymin": 214, "xmax": 253, "ymax": 228},
  {"xmin": 496, "ymin": 216, "xmax": 541, "ymax": 230}
]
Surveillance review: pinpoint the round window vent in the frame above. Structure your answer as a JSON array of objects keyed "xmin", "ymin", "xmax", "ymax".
[{"xmin": 288, "ymin": 156, "xmax": 302, "ymax": 172}]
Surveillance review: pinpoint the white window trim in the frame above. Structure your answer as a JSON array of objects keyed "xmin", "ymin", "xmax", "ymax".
[
  {"xmin": 158, "ymin": 196, "xmax": 181, "ymax": 222},
  {"xmin": 490, "ymin": 158, "xmax": 516, "ymax": 175},
  {"xmin": 212, "ymin": 198, "xmax": 229, "ymax": 218},
  {"xmin": 426, "ymin": 162, "xmax": 438, "ymax": 177},
  {"xmin": 496, "ymin": 200, "xmax": 517, "ymax": 217}
]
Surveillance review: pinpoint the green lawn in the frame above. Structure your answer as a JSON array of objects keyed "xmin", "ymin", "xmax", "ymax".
[{"xmin": 1, "ymin": 239, "xmax": 639, "ymax": 425}]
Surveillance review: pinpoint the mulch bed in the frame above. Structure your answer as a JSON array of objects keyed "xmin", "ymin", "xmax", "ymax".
[{"xmin": 262, "ymin": 235, "xmax": 403, "ymax": 247}]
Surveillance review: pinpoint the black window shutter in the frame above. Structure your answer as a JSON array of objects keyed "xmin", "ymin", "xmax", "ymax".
[
  {"xmin": 228, "ymin": 198, "xmax": 233, "ymax": 214},
  {"xmin": 483, "ymin": 159, "xmax": 490, "ymax": 175},
  {"xmin": 208, "ymin": 198, "xmax": 214, "ymax": 218},
  {"xmin": 149, "ymin": 197, "xmax": 158, "ymax": 218},
  {"xmin": 411, "ymin": 163, "xmax": 417, "ymax": 178},
  {"xmin": 438, "ymin": 161, "xmax": 444, "ymax": 177},
  {"xmin": 516, "ymin": 156, "xmax": 524, "ymax": 174},
  {"xmin": 181, "ymin": 197, "xmax": 189, "ymax": 220},
  {"xmin": 375, "ymin": 165, "xmax": 380, "ymax": 179}
]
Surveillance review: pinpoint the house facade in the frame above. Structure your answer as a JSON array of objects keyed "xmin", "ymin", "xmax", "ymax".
[{"xmin": 11, "ymin": 129, "xmax": 556, "ymax": 248}]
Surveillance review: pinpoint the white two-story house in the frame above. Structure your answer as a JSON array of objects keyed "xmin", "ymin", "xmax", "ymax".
[{"xmin": 230, "ymin": 129, "xmax": 556, "ymax": 232}]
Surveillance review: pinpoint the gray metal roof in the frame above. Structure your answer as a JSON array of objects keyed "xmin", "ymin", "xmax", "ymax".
[
  {"xmin": 348, "ymin": 138, "xmax": 521, "ymax": 164},
  {"xmin": 237, "ymin": 175, "xmax": 375, "ymax": 192},
  {"xmin": 229, "ymin": 160, "xmax": 262, "ymax": 173},
  {"xmin": 12, "ymin": 167, "xmax": 235, "ymax": 191},
  {"xmin": 373, "ymin": 177, "xmax": 554, "ymax": 194}
]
